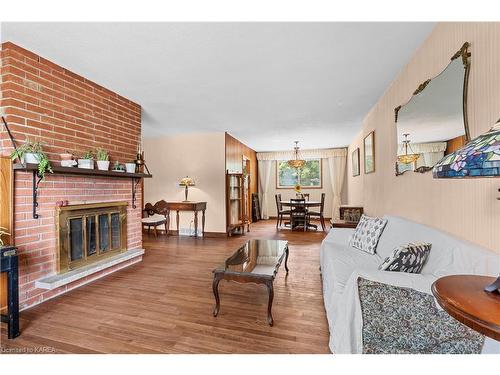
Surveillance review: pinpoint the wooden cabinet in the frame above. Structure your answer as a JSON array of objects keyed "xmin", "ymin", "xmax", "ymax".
[{"xmin": 226, "ymin": 172, "xmax": 247, "ymax": 236}]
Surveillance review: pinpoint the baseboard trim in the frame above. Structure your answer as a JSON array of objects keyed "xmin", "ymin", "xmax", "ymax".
[
  {"xmin": 268, "ymin": 216, "xmax": 332, "ymax": 220},
  {"xmin": 156, "ymin": 230, "xmax": 227, "ymax": 238},
  {"xmin": 203, "ymin": 232, "xmax": 228, "ymax": 238}
]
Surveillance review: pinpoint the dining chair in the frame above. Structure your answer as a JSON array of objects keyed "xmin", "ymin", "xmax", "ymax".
[
  {"xmin": 290, "ymin": 198, "xmax": 308, "ymax": 232},
  {"xmin": 307, "ymin": 193, "xmax": 326, "ymax": 231},
  {"xmin": 275, "ymin": 194, "xmax": 290, "ymax": 228}
]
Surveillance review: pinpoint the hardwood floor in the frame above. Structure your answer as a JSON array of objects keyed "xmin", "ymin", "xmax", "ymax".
[{"xmin": 1, "ymin": 220, "xmax": 331, "ymax": 353}]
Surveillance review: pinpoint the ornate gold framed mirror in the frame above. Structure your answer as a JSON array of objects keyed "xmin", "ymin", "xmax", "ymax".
[{"xmin": 394, "ymin": 42, "xmax": 471, "ymax": 176}]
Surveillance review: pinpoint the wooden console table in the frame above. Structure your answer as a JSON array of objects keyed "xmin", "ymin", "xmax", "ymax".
[{"xmin": 164, "ymin": 201, "xmax": 207, "ymax": 237}]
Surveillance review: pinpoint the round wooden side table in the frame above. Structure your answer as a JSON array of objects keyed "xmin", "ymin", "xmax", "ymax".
[{"xmin": 432, "ymin": 275, "xmax": 500, "ymax": 341}]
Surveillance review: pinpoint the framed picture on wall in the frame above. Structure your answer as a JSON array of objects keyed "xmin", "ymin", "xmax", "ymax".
[
  {"xmin": 352, "ymin": 148, "xmax": 360, "ymax": 177},
  {"xmin": 364, "ymin": 131, "xmax": 375, "ymax": 174}
]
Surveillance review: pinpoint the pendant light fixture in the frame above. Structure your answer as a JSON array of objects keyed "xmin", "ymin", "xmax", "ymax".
[
  {"xmin": 397, "ymin": 134, "xmax": 420, "ymax": 164},
  {"xmin": 287, "ymin": 141, "xmax": 306, "ymax": 169}
]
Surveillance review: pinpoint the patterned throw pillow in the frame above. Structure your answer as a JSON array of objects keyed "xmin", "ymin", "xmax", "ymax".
[
  {"xmin": 348, "ymin": 214, "xmax": 388, "ymax": 254},
  {"xmin": 379, "ymin": 242, "xmax": 432, "ymax": 273}
]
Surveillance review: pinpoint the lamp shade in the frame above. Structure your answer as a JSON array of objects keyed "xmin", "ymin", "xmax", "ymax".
[
  {"xmin": 179, "ymin": 176, "xmax": 195, "ymax": 186},
  {"xmin": 432, "ymin": 121, "xmax": 500, "ymax": 178}
]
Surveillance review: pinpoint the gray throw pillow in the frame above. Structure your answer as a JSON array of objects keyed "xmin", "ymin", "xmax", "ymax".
[
  {"xmin": 348, "ymin": 214, "xmax": 388, "ymax": 254},
  {"xmin": 379, "ymin": 242, "xmax": 432, "ymax": 273}
]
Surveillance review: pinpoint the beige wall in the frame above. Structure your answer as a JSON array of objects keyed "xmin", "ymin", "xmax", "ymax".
[
  {"xmin": 346, "ymin": 22, "xmax": 500, "ymax": 253},
  {"xmin": 144, "ymin": 132, "xmax": 226, "ymax": 234},
  {"xmin": 265, "ymin": 159, "xmax": 347, "ymax": 218}
]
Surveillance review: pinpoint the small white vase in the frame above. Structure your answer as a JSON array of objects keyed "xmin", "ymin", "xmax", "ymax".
[
  {"xmin": 96, "ymin": 160, "xmax": 110, "ymax": 171},
  {"xmin": 125, "ymin": 163, "xmax": 136, "ymax": 173},
  {"xmin": 78, "ymin": 159, "xmax": 94, "ymax": 169},
  {"xmin": 24, "ymin": 152, "xmax": 40, "ymax": 164}
]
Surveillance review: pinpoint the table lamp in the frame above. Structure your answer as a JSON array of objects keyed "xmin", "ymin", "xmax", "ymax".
[
  {"xmin": 433, "ymin": 119, "xmax": 500, "ymax": 292},
  {"xmin": 179, "ymin": 176, "xmax": 195, "ymax": 201}
]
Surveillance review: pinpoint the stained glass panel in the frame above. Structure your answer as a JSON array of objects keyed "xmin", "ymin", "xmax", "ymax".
[{"xmin": 433, "ymin": 123, "xmax": 500, "ymax": 178}]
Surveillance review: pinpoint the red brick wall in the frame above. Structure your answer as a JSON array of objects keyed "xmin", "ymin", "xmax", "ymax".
[{"xmin": 0, "ymin": 42, "xmax": 143, "ymax": 309}]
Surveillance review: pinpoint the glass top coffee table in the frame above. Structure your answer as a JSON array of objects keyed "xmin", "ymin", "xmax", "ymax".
[{"xmin": 212, "ymin": 239, "xmax": 289, "ymax": 326}]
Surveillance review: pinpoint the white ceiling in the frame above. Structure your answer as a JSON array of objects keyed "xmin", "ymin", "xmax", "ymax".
[{"xmin": 1, "ymin": 22, "xmax": 434, "ymax": 151}]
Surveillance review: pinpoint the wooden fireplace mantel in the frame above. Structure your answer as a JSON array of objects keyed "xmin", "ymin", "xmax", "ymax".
[
  {"xmin": 13, "ymin": 163, "xmax": 152, "ymax": 218},
  {"xmin": 13, "ymin": 163, "xmax": 152, "ymax": 179}
]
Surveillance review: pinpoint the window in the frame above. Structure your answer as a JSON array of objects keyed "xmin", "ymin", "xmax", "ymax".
[{"xmin": 277, "ymin": 159, "xmax": 322, "ymax": 188}]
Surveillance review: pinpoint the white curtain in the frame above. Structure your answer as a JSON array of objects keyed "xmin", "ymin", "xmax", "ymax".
[
  {"xmin": 257, "ymin": 147, "xmax": 346, "ymax": 161},
  {"xmin": 328, "ymin": 154, "xmax": 346, "ymax": 220},
  {"xmin": 422, "ymin": 151, "xmax": 446, "ymax": 167},
  {"xmin": 258, "ymin": 160, "xmax": 273, "ymax": 219}
]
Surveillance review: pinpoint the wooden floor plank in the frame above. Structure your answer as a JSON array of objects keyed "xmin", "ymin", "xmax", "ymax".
[{"xmin": 1, "ymin": 220, "xmax": 331, "ymax": 353}]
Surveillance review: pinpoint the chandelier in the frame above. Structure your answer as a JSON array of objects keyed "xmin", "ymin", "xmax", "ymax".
[
  {"xmin": 397, "ymin": 134, "xmax": 420, "ymax": 164},
  {"xmin": 287, "ymin": 141, "xmax": 306, "ymax": 169}
]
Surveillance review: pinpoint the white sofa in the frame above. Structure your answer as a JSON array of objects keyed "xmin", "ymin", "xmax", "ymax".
[{"xmin": 320, "ymin": 215, "xmax": 500, "ymax": 354}]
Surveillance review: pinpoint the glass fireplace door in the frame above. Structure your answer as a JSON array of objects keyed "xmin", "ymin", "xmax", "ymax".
[{"xmin": 59, "ymin": 203, "xmax": 127, "ymax": 273}]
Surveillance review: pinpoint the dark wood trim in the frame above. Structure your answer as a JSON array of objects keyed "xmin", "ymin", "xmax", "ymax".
[
  {"xmin": 167, "ymin": 230, "xmax": 226, "ymax": 238},
  {"xmin": 203, "ymin": 232, "xmax": 228, "ymax": 238},
  {"xmin": 269, "ymin": 215, "xmax": 332, "ymax": 221}
]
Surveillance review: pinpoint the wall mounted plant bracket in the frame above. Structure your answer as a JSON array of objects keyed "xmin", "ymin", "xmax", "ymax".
[
  {"xmin": 31, "ymin": 170, "xmax": 44, "ymax": 219},
  {"xmin": 132, "ymin": 177, "xmax": 141, "ymax": 209}
]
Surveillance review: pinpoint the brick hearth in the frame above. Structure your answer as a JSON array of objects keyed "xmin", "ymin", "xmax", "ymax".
[{"xmin": 0, "ymin": 42, "xmax": 143, "ymax": 310}]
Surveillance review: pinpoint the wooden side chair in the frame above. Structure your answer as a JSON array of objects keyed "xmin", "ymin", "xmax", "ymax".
[
  {"xmin": 142, "ymin": 201, "xmax": 169, "ymax": 237},
  {"xmin": 307, "ymin": 193, "xmax": 326, "ymax": 231},
  {"xmin": 275, "ymin": 194, "xmax": 290, "ymax": 229},
  {"xmin": 290, "ymin": 198, "xmax": 307, "ymax": 231}
]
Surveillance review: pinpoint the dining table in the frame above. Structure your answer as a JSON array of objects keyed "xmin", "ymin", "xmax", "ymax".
[{"xmin": 280, "ymin": 200, "xmax": 321, "ymax": 230}]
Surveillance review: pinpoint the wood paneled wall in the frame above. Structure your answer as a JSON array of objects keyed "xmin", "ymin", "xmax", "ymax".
[{"xmin": 225, "ymin": 133, "xmax": 258, "ymax": 221}]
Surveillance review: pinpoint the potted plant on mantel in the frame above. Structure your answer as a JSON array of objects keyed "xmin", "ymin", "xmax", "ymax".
[
  {"xmin": 78, "ymin": 150, "xmax": 94, "ymax": 169},
  {"xmin": 95, "ymin": 148, "xmax": 110, "ymax": 171},
  {"xmin": 10, "ymin": 139, "xmax": 53, "ymax": 180},
  {"xmin": 59, "ymin": 151, "xmax": 76, "ymax": 167},
  {"xmin": 112, "ymin": 160, "xmax": 125, "ymax": 172},
  {"xmin": 125, "ymin": 161, "xmax": 136, "ymax": 173}
]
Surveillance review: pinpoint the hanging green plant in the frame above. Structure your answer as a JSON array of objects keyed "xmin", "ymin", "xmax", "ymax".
[
  {"xmin": 10, "ymin": 138, "xmax": 43, "ymax": 162},
  {"xmin": 10, "ymin": 138, "xmax": 53, "ymax": 180},
  {"xmin": 37, "ymin": 153, "xmax": 53, "ymax": 180}
]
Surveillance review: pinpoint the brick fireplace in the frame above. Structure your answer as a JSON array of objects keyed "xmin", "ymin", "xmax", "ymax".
[{"xmin": 0, "ymin": 42, "xmax": 144, "ymax": 310}]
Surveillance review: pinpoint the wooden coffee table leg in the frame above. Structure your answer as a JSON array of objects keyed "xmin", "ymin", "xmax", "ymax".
[
  {"xmin": 265, "ymin": 280, "xmax": 274, "ymax": 326},
  {"xmin": 212, "ymin": 274, "xmax": 222, "ymax": 317},
  {"xmin": 284, "ymin": 245, "xmax": 289, "ymax": 274}
]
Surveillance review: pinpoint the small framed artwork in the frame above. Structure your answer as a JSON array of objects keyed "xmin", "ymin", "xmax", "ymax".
[
  {"xmin": 364, "ymin": 131, "xmax": 375, "ymax": 174},
  {"xmin": 352, "ymin": 148, "xmax": 360, "ymax": 177}
]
